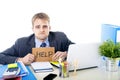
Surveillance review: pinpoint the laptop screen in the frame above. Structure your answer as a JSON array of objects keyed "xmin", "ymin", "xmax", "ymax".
[{"xmin": 67, "ymin": 43, "xmax": 100, "ymax": 71}]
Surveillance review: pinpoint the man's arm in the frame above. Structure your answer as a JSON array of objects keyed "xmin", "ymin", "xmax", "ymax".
[
  {"xmin": 52, "ymin": 32, "xmax": 74, "ymax": 61},
  {"xmin": 17, "ymin": 53, "xmax": 35, "ymax": 65},
  {"xmin": 0, "ymin": 45, "xmax": 18, "ymax": 64},
  {"xmin": 0, "ymin": 39, "xmax": 23, "ymax": 64},
  {"xmin": 0, "ymin": 34, "xmax": 35, "ymax": 65},
  {"xmin": 52, "ymin": 51, "xmax": 67, "ymax": 61}
]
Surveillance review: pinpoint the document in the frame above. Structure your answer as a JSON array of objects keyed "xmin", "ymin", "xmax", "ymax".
[{"xmin": 31, "ymin": 62, "xmax": 53, "ymax": 73}]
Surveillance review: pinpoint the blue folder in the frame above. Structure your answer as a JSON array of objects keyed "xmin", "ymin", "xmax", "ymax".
[
  {"xmin": 101, "ymin": 24, "xmax": 120, "ymax": 43},
  {"xmin": 0, "ymin": 65, "xmax": 7, "ymax": 78},
  {"xmin": 0, "ymin": 62, "xmax": 37, "ymax": 80},
  {"xmin": 22, "ymin": 66, "xmax": 37, "ymax": 80}
]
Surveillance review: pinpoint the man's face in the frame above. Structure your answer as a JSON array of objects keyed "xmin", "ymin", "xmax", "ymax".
[{"xmin": 32, "ymin": 19, "xmax": 51, "ymax": 41}]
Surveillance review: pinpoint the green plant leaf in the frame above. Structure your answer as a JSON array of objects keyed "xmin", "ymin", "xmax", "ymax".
[{"xmin": 99, "ymin": 39, "xmax": 120, "ymax": 58}]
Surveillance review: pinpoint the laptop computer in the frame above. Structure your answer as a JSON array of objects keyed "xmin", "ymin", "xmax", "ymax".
[{"xmin": 67, "ymin": 43, "xmax": 100, "ymax": 71}]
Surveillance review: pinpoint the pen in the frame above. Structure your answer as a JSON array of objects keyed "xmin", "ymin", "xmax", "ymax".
[
  {"xmin": 63, "ymin": 61, "xmax": 68, "ymax": 77},
  {"xmin": 58, "ymin": 58, "xmax": 62, "ymax": 77}
]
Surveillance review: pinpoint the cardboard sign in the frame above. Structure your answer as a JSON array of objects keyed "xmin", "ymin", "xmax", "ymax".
[{"xmin": 32, "ymin": 47, "xmax": 55, "ymax": 62}]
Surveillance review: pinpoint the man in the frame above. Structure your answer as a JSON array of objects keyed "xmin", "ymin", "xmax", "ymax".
[{"xmin": 0, "ymin": 12, "xmax": 73, "ymax": 65}]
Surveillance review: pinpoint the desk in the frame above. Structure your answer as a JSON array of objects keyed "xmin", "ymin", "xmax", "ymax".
[{"xmin": 29, "ymin": 66, "xmax": 120, "ymax": 80}]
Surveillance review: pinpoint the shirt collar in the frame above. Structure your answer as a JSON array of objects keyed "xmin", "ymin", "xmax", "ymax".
[{"xmin": 35, "ymin": 37, "xmax": 49, "ymax": 48}]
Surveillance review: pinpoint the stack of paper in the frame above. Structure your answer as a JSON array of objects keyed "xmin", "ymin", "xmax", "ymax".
[{"xmin": 31, "ymin": 62, "xmax": 53, "ymax": 73}]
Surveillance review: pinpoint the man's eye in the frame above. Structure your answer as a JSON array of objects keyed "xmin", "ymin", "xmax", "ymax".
[
  {"xmin": 35, "ymin": 25, "xmax": 40, "ymax": 29},
  {"xmin": 43, "ymin": 25, "xmax": 48, "ymax": 28}
]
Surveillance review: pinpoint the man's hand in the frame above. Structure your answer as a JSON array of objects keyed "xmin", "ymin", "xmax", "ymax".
[
  {"xmin": 52, "ymin": 51, "xmax": 67, "ymax": 61},
  {"xmin": 17, "ymin": 53, "xmax": 35, "ymax": 65}
]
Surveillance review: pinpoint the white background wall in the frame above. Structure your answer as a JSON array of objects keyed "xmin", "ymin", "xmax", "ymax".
[{"xmin": 0, "ymin": 0, "xmax": 120, "ymax": 51}]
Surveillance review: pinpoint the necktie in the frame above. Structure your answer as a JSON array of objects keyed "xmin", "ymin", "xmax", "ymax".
[{"xmin": 40, "ymin": 42, "xmax": 46, "ymax": 47}]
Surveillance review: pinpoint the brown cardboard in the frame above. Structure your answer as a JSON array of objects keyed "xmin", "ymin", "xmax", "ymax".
[{"xmin": 32, "ymin": 47, "xmax": 55, "ymax": 62}]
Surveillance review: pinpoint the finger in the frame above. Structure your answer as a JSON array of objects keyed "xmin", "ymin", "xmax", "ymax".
[
  {"xmin": 27, "ymin": 59, "xmax": 32, "ymax": 65},
  {"xmin": 26, "ymin": 61, "xmax": 31, "ymax": 65},
  {"xmin": 28, "ymin": 58, "xmax": 34, "ymax": 63},
  {"xmin": 52, "ymin": 55, "xmax": 59, "ymax": 61},
  {"xmin": 53, "ymin": 51, "xmax": 60, "ymax": 58},
  {"xmin": 28, "ymin": 54, "xmax": 35, "ymax": 61},
  {"xmin": 52, "ymin": 55, "xmax": 58, "ymax": 61},
  {"xmin": 28, "ymin": 53, "xmax": 34, "ymax": 57},
  {"xmin": 59, "ymin": 54, "xmax": 64, "ymax": 58},
  {"xmin": 23, "ymin": 56, "xmax": 31, "ymax": 63},
  {"xmin": 52, "ymin": 52, "xmax": 58, "ymax": 61},
  {"xmin": 59, "ymin": 53, "xmax": 66, "ymax": 58},
  {"xmin": 54, "ymin": 53, "xmax": 62, "ymax": 61},
  {"xmin": 29, "ymin": 55, "xmax": 35, "ymax": 60},
  {"xmin": 56, "ymin": 51, "xmax": 62, "ymax": 57}
]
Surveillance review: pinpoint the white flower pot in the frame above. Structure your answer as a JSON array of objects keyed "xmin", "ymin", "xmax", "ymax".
[{"xmin": 106, "ymin": 58, "xmax": 119, "ymax": 72}]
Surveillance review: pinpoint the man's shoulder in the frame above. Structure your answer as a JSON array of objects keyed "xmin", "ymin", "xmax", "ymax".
[
  {"xmin": 49, "ymin": 31, "xmax": 67, "ymax": 41},
  {"xmin": 50, "ymin": 31, "xmax": 66, "ymax": 36},
  {"xmin": 16, "ymin": 34, "xmax": 34, "ymax": 42}
]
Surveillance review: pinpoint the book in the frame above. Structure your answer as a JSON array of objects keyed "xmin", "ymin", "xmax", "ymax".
[
  {"xmin": 17, "ymin": 62, "xmax": 29, "ymax": 76},
  {"xmin": 4, "ymin": 76, "xmax": 21, "ymax": 80},
  {"xmin": 22, "ymin": 66, "xmax": 37, "ymax": 80},
  {"xmin": 0, "ymin": 62, "xmax": 29, "ymax": 79},
  {"xmin": 31, "ymin": 62, "xmax": 53, "ymax": 73},
  {"xmin": 50, "ymin": 61, "xmax": 60, "ymax": 68}
]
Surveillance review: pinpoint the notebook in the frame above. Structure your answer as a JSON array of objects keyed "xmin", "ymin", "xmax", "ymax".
[
  {"xmin": 67, "ymin": 43, "xmax": 100, "ymax": 71},
  {"xmin": 31, "ymin": 62, "xmax": 53, "ymax": 73}
]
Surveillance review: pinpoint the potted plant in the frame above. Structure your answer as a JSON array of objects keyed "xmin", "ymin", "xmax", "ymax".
[{"xmin": 99, "ymin": 39, "xmax": 120, "ymax": 71}]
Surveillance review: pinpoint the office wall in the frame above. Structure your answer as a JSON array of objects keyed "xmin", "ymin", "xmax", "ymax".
[{"xmin": 0, "ymin": 0, "xmax": 120, "ymax": 51}]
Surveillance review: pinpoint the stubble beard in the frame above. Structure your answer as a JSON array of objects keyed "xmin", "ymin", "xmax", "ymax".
[{"xmin": 37, "ymin": 35, "xmax": 47, "ymax": 42}]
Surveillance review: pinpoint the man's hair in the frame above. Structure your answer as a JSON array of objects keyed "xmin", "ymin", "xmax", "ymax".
[{"xmin": 32, "ymin": 12, "xmax": 50, "ymax": 26}]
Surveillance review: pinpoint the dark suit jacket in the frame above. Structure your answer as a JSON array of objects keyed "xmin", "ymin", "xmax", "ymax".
[{"xmin": 0, "ymin": 31, "xmax": 73, "ymax": 64}]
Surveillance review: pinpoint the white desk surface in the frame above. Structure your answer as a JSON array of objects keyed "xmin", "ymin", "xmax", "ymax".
[{"xmin": 30, "ymin": 66, "xmax": 120, "ymax": 80}]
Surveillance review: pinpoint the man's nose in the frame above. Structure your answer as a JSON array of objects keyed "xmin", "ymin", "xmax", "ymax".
[{"xmin": 40, "ymin": 27, "xmax": 44, "ymax": 32}]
